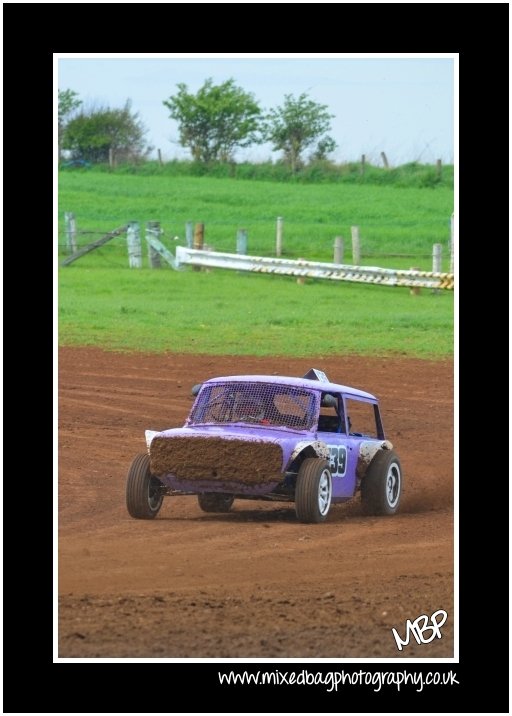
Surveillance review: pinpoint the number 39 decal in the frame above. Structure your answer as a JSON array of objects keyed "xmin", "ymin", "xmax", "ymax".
[{"xmin": 328, "ymin": 445, "xmax": 347, "ymax": 477}]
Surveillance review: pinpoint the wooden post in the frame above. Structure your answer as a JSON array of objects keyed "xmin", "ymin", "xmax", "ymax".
[
  {"xmin": 409, "ymin": 267, "xmax": 421, "ymax": 296},
  {"xmin": 276, "ymin": 216, "xmax": 283, "ymax": 257},
  {"xmin": 146, "ymin": 221, "xmax": 161, "ymax": 268},
  {"xmin": 185, "ymin": 221, "xmax": 193, "ymax": 248},
  {"xmin": 109, "ymin": 147, "xmax": 115, "ymax": 169},
  {"xmin": 193, "ymin": 222, "xmax": 205, "ymax": 272},
  {"xmin": 236, "ymin": 229, "xmax": 248, "ymax": 255},
  {"xmin": 450, "ymin": 213, "xmax": 454, "ymax": 274},
  {"xmin": 351, "ymin": 226, "xmax": 361, "ymax": 265},
  {"xmin": 296, "ymin": 258, "xmax": 305, "ymax": 285},
  {"xmin": 64, "ymin": 212, "xmax": 77, "ymax": 254},
  {"xmin": 193, "ymin": 223, "xmax": 204, "ymax": 251},
  {"xmin": 157, "ymin": 149, "xmax": 163, "ymax": 166},
  {"xmin": 127, "ymin": 221, "xmax": 142, "ymax": 268},
  {"xmin": 432, "ymin": 243, "xmax": 442, "ymax": 295},
  {"xmin": 381, "ymin": 151, "xmax": 389, "ymax": 169},
  {"xmin": 436, "ymin": 159, "xmax": 442, "ymax": 178},
  {"xmin": 360, "ymin": 154, "xmax": 365, "ymax": 176},
  {"xmin": 333, "ymin": 236, "xmax": 344, "ymax": 264}
]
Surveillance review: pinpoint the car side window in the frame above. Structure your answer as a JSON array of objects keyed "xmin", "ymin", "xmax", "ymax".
[
  {"xmin": 318, "ymin": 393, "xmax": 344, "ymax": 433},
  {"xmin": 344, "ymin": 398, "xmax": 379, "ymax": 438}
]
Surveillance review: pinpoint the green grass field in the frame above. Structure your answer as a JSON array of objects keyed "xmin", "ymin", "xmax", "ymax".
[
  {"xmin": 59, "ymin": 171, "xmax": 453, "ymax": 267},
  {"xmin": 58, "ymin": 171, "xmax": 454, "ymax": 359},
  {"xmin": 59, "ymin": 266, "xmax": 454, "ymax": 358}
]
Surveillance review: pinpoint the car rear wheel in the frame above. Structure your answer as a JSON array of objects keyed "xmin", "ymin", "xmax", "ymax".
[
  {"xmin": 361, "ymin": 450, "xmax": 402, "ymax": 515},
  {"xmin": 197, "ymin": 493, "xmax": 235, "ymax": 513},
  {"xmin": 126, "ymin": 453, "xmax": 164, "ymax": 519},
  {"xmin": 295, "ymin": 458, "xmax": 332, "ymax": 523}
]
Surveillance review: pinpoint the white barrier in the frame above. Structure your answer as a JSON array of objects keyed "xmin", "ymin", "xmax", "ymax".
[
  {"xmin": 146, "ymin": 234, "xmax": 178, "ymax": 269},
  {"xmin": 175, "ymin": 247, "xmax": 454, "ymax": 290}
]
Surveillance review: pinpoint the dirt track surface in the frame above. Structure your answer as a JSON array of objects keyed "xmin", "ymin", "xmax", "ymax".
[{"xmin": 58, "ymin": 348, "xmax": 454, "ymax": 658}]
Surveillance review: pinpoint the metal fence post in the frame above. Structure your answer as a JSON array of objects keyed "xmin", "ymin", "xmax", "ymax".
[
  {"xmin": 333, "ymin": 236, "xmax": 344, "ymax": 264},
  {"xmin": 276, "ymin": 216, "xmax": 283, "ymax": 257},
  {"xmin": 432, "ymin": 243, "xmax": 442, "ymax": 295},
  {"xmin": 351, "ymin": 226, "xmax": 361, "ymax": 265},
  {"xmin": 65, "ymin": 212, "xmax": 77, "ymax": 254},
  {"xmin": 146, "ymin": 221, "xmax": 161, "ymax": 268},
  {"xmin": 127, "ymin": 221, "xmax": 142, "ymax": 268},
  {"xmin": 432, "ymin": 243, "xmax": 442, "ymax": 273},
  {"xmin": 236, "ymin": 229, "xmax": 248, "ymax": 255}
]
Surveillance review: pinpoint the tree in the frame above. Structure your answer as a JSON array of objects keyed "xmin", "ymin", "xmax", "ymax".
[
  {"xmin": 163, "ymin": 78, "xmax": 262, "ymax": 163},
  {"xmin": 63, "ymin": 100, "xmax": 150, "ymax": 164},
  {"xmin": 263, "ymin": 93, "xmax": 336, "ymax": 172},
  {"xmin": 310, "ymin": 136, "xmax": 338, "ymax": 162},
  {"xmin": 58, "ymin": 88, "xmax": 82, "ymax": 160}
]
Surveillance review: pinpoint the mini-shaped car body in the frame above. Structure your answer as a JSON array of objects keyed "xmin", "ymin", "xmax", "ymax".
[{"xmin": 126, "ymin": 369, "xmax": 402, "ymax": 523}]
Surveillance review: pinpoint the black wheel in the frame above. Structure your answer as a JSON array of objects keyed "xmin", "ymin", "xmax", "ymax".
[
  {"xmin": 361, "ymin": 450, "xmax": 402, "ymax": 515},
  {"xmin": 295, "ymin": 458, "xmax": 332, "ymax": 523},
  {"xmin": 197, "ymin": 493, "xmax": 234, "ymax": 513},
  {"xmin": 126, "ymin": 453, "xmax": 164, "ymax": 519}
]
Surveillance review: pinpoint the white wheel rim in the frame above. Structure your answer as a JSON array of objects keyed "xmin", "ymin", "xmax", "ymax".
[
  {"xmin": 148, "ymin": 476, "xmax": 162, "ymax": 511},
  {"xmin": 386, "ymin": 463, "xmax": 401, "ymax": 508},
  {"xmin": 318, "ymin": 469, "xmax": 332, "ymax": 516}
]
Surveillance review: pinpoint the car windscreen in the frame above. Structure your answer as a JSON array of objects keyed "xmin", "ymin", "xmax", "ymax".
[{"xmin": 188, "ymin": 382, "xmax": 318, "ymax": 431}]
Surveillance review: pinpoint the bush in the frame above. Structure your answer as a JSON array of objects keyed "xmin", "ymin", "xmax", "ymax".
[{"xmin": 59, "ymin": 158, "xmax": 453, "ymax": 189}]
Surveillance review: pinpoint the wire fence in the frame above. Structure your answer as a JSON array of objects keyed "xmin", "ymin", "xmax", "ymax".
[{"xmin": 58, "ymin": 214, "xmax": 454, "ymax": 274}]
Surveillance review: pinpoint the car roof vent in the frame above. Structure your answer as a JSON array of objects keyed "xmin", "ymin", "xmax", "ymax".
[{"xmin": 303, "ymin": 368, "xmax": 329, "ymax": 383}]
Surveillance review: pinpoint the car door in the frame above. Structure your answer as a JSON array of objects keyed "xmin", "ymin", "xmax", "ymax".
[
  {"xmin": 316, "ymin": 392, "xmax": 356, "ymax": 500},
  {"xmin": 342, "ymin": 395, "xmax": 385, "ymax": 497}
]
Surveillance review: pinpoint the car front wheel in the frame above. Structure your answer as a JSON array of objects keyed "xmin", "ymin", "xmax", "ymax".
[
  {"xmin": 126, "ymin": 453, "xmax": 164, "ymax": 519},
  {"xmin": 295, "ymin": 458, "xmax": 332, "ymax": 523}
]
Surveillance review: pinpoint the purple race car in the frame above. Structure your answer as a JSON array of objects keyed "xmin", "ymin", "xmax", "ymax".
[{"xmin": 126, "ymin": 369, "xmax": 402, "ymax": 524}]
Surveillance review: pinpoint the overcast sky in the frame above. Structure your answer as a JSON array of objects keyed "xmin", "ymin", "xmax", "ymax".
[{"xmin": 57, "ymin": 54, "xmax": 455, "ymax": 166}]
